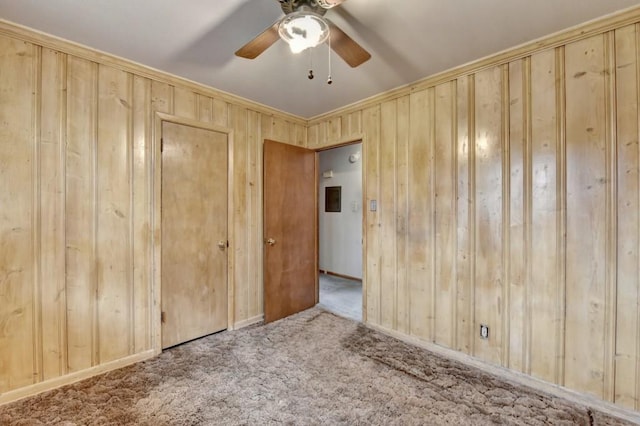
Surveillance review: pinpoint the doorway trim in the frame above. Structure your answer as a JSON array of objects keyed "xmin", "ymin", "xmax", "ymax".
[
  {"xmin": 314, "ymin": 134, "xmax": 366, "ymax": 323},
  {"xmin": 152, "ymin": 112, "xmax": 235, "ymax": 354}
]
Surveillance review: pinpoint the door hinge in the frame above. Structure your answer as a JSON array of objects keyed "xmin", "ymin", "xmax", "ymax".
[
  {"xmin": 161, "ymin": 311, "xmax": 166, "ymax": 323},
  {"xmin": 160, "ymin": 138, "xmax": 164, "ymax": 153}
]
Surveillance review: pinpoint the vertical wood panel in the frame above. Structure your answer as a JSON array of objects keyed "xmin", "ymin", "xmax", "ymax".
[
  {"xmin": 395, "ymin": 95, "xmax": 410, "ymax": 334},
  {"xmin": 151, "ymin": 81, "xmax": 172, "ymax": 114},
  {"xmin": 33, "ymin": 45, "xmax": 43, "ymax": 385},
  {"xmin": 296, "ymin": 123, "xmax": 307, "ymax": 147},
  {"xmin": 508, "ymin": 59, "xmax": 526, "ymax": 372},
  {"xmin": 603, "ymin": 31, "xmax": 618, "ymax": 403},
  {"xmin": 455, "ymin": 77, "xmax": 472, "ymax": 353},
  {"xmin": 287, "ymin": 123, "xmax": 297, "ymax": 146},
  {"xmin": 468, "ymin": 76, "xmax": 478, "ymax": 354},
  {"xmin": 434, "ymin": 82, "xmax": 456, "ymax": 348},
  {"xmin": 340, "ymin": 113, "xmax": 350, "ymax": 138},
  {"xmin": 327, "ymin": 117, "xmax": 341, "ymax": 142},
  {"xmin": 379, "ymin": 100, "xmax": 397, "ymax": 330},
  {"xmin": 173, "ymin": 87, "xmax": 197, "ymax": 119},
  {"xmin": 288, "ymin": 122, "xmax": 305, "ymax": 147},
  {"xmin": 500, "ymin": 65, "xmax": 511, "ymax": 369},
  {"xmin": 530, "ymin": 49, "xmax": 560, "ymax": 382},
  {"xmin": 363, "ymin": 105, "xmax": 381, "ymax": 325},
  {"xmin": 408, "ymin": 89, "xmax": 433, "ymax": 340},
  {"xmin": 261, "ymin": 116, "xmax": 275, "ymax": 142},
  {"xmin": 96, "ymin": 65, "xmax": 132, "ymax": 363},
  {"xmin": 307, "ymin": 123, "xmax": 319, "ymax": 148},
  {"xmin": 132, "ymin": 76, "xmax": 151, "ymax": 353},
  {"xmin": 230, "ymin": 105, "xmax": 249, "ymax": 323},
  {"xmin": 270, "ymin": 116, "xmax": 289, "ymax": 143},
  {"xmin": 473, "ymin": 66, "xmax": 504, "ymax": 364},
  {"xmin": 353, "ymin": 114, "xmax": 362, "ymax": 136},
  {"xmin": 340, "ymin": 111, "xmax": 362, "ymax": 137},
  {"xmin": 352, "ymin": 111, "xmax": 362, "ymax": 135},
  {"xmin": 212, "ymin": 98, "xmax": 228, "ymax": 127},
  {"xmin": 317, "ymin": 122, "xmax": 327, "ymax": 147},
  {"xmin": 555, "ymin": 46, "xmax": 568, "ymax": 387},
  {"xmin": 614, "ymin": 23, "xmax": 640, "ymax": 410},
  {"xmin": 197, "ymin": 94, "xmax": 213, "ymax": 123},
  {"xmin": 427, "ymin": 88, "xmax": 437, "ymax": 342},
  {"xmin": 0, "ymin": 37, "xmax": 36, "ymax": 392},
  {"xmin": 247, "ymin": 110, "xmax": 262, "ymax": 319},
  {"xmin": 40, "ymin": 48, "xmax": 67, "ymax": 379},
  {"xmin": 564, "ymin": 34, "xmax": 607, "ymax": 398},
  {"xmin": 65, "ymin": 56, "xmax": 98, "ymax": 372}
]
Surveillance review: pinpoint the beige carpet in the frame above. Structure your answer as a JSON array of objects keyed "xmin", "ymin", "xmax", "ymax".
[{"xmin": 0, "ymin": 308, "xmax": 635, "ymax": 425}]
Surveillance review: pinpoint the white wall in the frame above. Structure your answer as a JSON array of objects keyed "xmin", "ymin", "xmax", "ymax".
[{"xmin": 318, "ymin": 143, "xmax": 362, "ymax": 279}]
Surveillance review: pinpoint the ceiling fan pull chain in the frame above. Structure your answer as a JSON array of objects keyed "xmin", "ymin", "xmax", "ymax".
[
  {"xmin": 308, "ymin": 49, "xmax": 314, "ymax": 79},
  {"xmin": 327, "ymin": 35, "xmax": 332, "ymax": 85}
]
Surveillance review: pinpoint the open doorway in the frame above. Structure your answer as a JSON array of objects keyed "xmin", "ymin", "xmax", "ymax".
[{"xmin": 317, "ymin": 142, "xmax": 363, "ymax": 321}]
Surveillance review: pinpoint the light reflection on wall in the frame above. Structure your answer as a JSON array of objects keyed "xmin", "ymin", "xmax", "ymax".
[{"xmin": 475, "ymin": 135, "xmax": 490, "ymax": 155}]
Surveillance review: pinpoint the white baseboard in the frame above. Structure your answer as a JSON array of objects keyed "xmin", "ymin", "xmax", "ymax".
[
  {"xmin": 366, "ymin": 323, "xmax": 640, "ymax": 424},
  {"xmin": 234, "ymin": 314, "xmax": 264, "ymax": 329},
  {"xmin": 319, "ymin": 270, "xmax": 362, "ymax": 282},
  {"xmin": 0, "ymin": 349, "xmax": 156, "ymax": 406}
]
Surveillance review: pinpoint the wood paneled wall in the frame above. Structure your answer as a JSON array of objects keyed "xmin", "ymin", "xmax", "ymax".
[
  {"xmin": 309, "ymin": 18, "xmax": 640, "ymax": 411},
  {"xmin": 0, "ymin": 23, "xmax": 305, "ymax": 400}
]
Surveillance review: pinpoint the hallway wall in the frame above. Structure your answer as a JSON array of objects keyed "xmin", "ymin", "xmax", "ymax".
[{"xmin": 318, "ymin": 143, "xmax": 362, "ymax": 279}]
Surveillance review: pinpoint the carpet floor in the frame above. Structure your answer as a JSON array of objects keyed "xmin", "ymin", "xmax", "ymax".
[{"xmin": 0, "ymin": 308, "xmax": 635, "ymax": 425}]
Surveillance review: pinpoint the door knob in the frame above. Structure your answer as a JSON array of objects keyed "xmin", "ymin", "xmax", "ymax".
[
  {"xmin": 265, "ymin": 238, "xmax": 276, "ymax": 246},
  {"xmin": 217, "ymin": 240, "xmax": 227, "ymax": 250}
]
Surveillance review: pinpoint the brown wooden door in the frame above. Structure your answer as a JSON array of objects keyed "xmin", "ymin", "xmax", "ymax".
[
  {"xmin": 263, "ymin": 140, "xmax": 317, "ymax": 323},
  {"xmin": 161, "ymin": 121, "xmax": 228, "ymax": 349}
]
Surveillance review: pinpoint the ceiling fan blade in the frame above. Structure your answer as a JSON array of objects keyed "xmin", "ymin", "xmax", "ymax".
[
  {"xmin": 235, "ymin": 21, "xmax": 281, "ymax": 59},
  {"xmin": 328, "ymin": 20, "xmax": 371, "ymax": 68}
]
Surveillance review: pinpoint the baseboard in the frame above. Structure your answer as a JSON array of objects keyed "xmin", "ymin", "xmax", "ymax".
[
  {"xmin": 0, "ymin": 349, "xmax": 156, "ymax": 406},
  {"xmin": 319, "ymin": 270, "xmax": 362, "ymax": 282},
  {"xmin": 234, "ymin": 314, "xmax": 264, "ymax": 329},
  {"xmin": 366, "ymin": 323, "xmax": 640, "ymax": 424}
]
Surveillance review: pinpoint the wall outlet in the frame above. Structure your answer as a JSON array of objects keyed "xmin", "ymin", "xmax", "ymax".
[{"xmin": 480, "ymin": 324, "xmax": 489, "ymax": 339}]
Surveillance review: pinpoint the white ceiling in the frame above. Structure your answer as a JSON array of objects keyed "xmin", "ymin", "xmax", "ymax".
[{"xmin": 1, "ymin": 0, "xmax": 639, "ymax": 118}]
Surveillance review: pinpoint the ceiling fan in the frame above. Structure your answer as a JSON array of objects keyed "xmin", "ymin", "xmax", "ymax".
[{"xmin": 235, "ymin": 0, "xmax": 371, "ymax": 68}]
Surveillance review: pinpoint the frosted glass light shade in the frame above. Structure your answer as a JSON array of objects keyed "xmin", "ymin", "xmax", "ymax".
[{"xmin": 278, "ymin": 11, "xmax": 330, "ymax": 54}]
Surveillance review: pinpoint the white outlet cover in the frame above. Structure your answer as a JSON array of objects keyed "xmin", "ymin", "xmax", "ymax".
[{"xmin": 480, "ymin": 325, "xmax": 489, "ymax": 339}]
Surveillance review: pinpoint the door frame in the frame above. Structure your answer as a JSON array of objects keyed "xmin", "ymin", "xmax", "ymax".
[
  {"xmin": 314, "ymin": 136, "xmax": 366, "ymax": 322},
  {"xmin": 152, "ymin": 112, "xmax": 234, "ymax": 354},
  {"xmin": 262, "ymin": 136, "xmax": 367, "ymax": 324}
]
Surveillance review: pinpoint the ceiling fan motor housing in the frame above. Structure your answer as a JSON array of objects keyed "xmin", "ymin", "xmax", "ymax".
[
  {"xmin": 316, "ymin": 0, "xmax": 348, "ymax": 8},
  {"xmin": 279, "ymin": 0, "xmax": 332, "ymax": 15}
]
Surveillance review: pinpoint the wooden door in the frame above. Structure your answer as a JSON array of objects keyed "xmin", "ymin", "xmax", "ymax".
[
  {"xmin": 161, "ymin": 121, "xmax": 228, "ymax": 349},
  {"xmin": 263, "ymin": 140, "xmax": 317, "ymax": 323}
]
